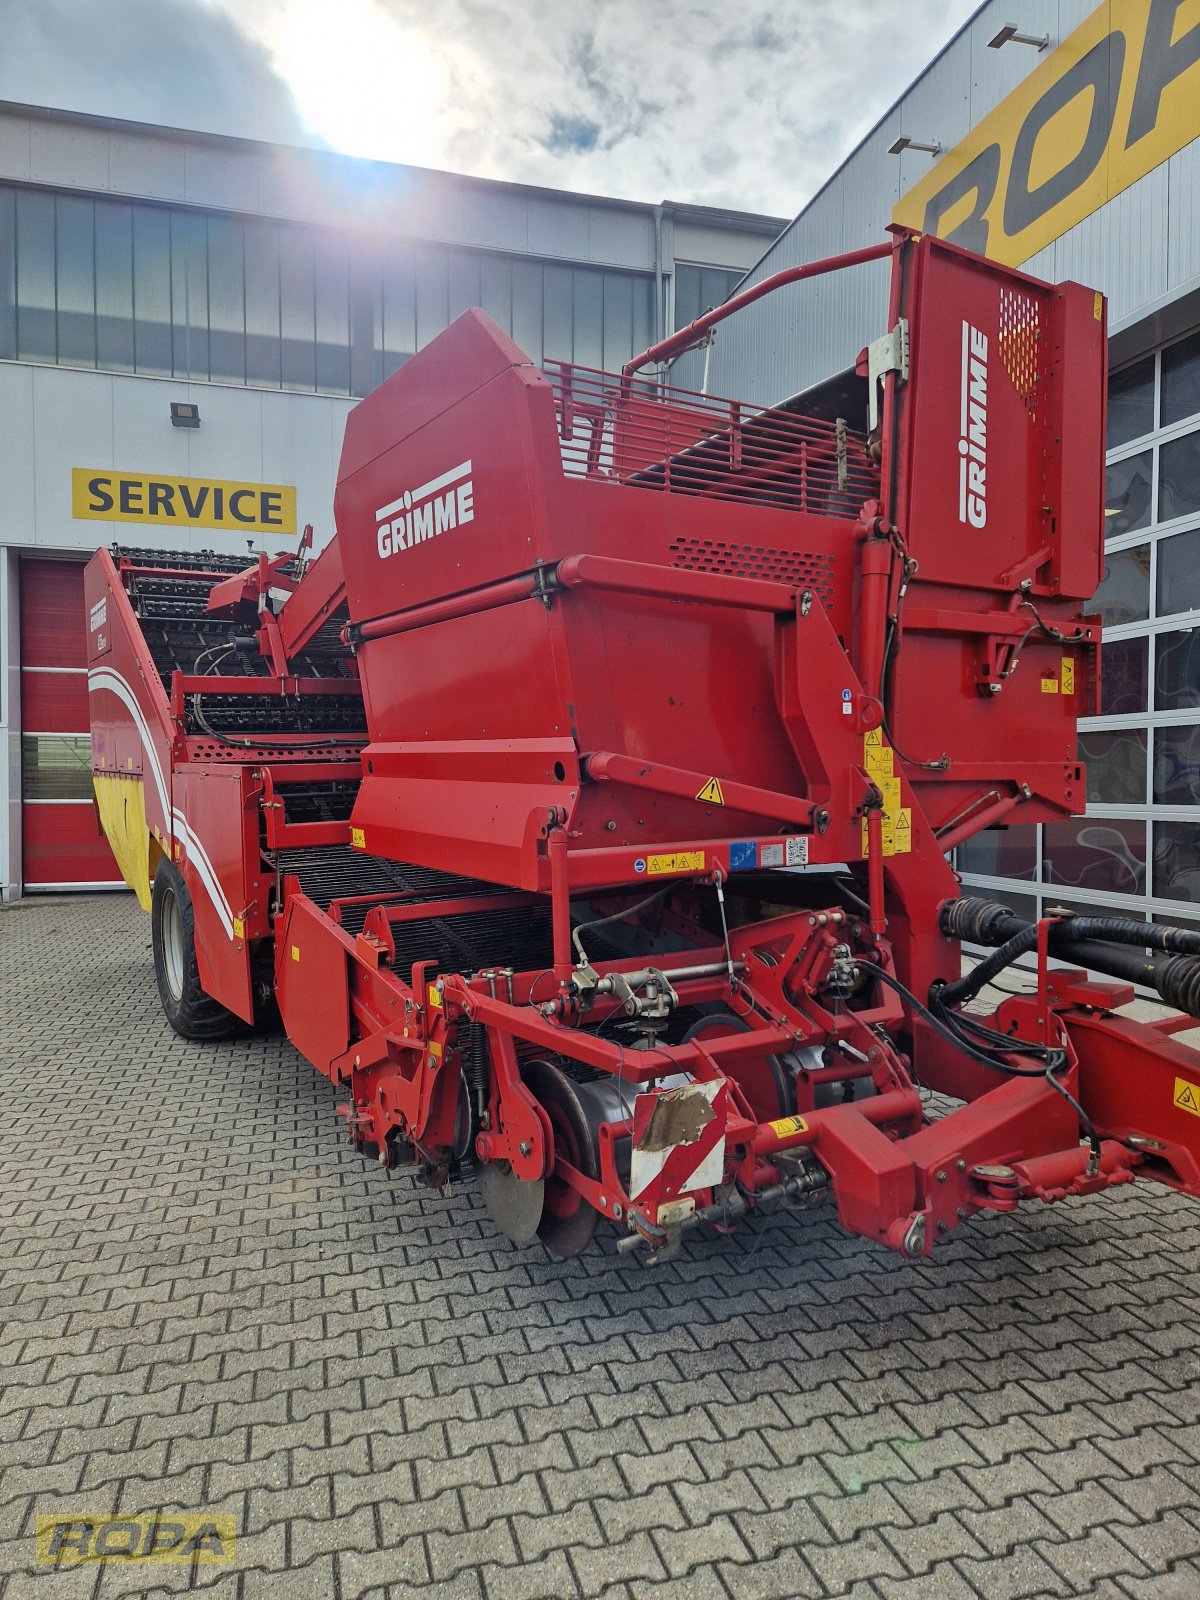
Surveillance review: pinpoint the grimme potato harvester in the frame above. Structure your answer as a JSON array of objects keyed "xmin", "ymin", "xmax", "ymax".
[{"xmin": 87, "ymin": 231, "xmax": 1200, "ymax": 1262}]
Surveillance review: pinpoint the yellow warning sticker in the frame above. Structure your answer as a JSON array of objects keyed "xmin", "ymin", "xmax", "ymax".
[
  {"xmin": 1061, "ymin": 658, "xmax": 1075, "ymax": 695},
  {"xmin": 864, "ymin": 728, "xmax": 882, "ymax": 748},
  {"xmin": 350, "ymin": 826, "xmax": 365, "ymax": 849},
  {"xmin": 646, "ymin": 850, "xmax": 706, "ymax": 876},
  {"xmin": 894, "ymin": 808, "xmax": 912, "ymax": 854},
  {"xmin": 696, "ymin": 777, "xmax": 725, "ymax": 806},
  {"xmin": 232, "ymin": 917, "xmax": 245, "ymax": 941},
  {"xmin": 769, "ymin": 1114, "xmax": 809, "ymax": 1138},
  {"xmin": 863, "ymin": 730, "xmax": 893, "ymax": 780},
  {"xmin": 427, "ymin": 984, "xmax": 443, "ymax": 1011},
  {"xmin": 291, "ymin": 945, "xmax": 300, "ymax": 962},
  {"xmin": 1094, "ymin": 291, "xmax": 1103, "ymax": 322},
  {"xmin": 1041, "ymin": 677, "xmax": 1059, "ymax": 694},
  {"xmin": 1174, "ymin": 1077, "xmax": 1200, "ymax": 1118}
]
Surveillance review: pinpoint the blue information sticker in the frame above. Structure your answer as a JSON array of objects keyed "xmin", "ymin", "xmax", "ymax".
[
  {"xmin": 633, "ymin": 857, "xmax": 647, "ymax": 874},
  {"xmin": 730, "ymin": 840, "xmax": 758, "ymax": 871}
]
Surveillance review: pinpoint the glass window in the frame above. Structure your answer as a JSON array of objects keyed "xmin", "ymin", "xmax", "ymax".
[
  {"xmin": 171, "ymin": 211, "xmax": 209, "ymax": 380},
  {"xmin": 16, "ymin": 189, "xmax": 56, "ymax": 363},
  {"xmin": 279, "ymin": 226, "xmax": 315, "ymax": 391},
  {"xmin": 1154, "ymin": 820, "xmax": 1200, "ymax": 905},
  {"xmin": 1155, "ymin": 628, "xmax": 1200, "ymax": 712},
  {"xmin": 244, "ymin": 220, "xmax": 281, "ymax": 388},
  {"xmin": 1105, "ymin": 450, "xmax": 1152, "ymax": 537},
  {"xmin": 381, "ymin": 254, "xmax": 415, "ymax": 379},
  {"xmin": 1107, "ymin": 355, "xmax": 1155, "ymax": 449},
  {"xmin": 56, "ymin": 195, "xmax": 96, "ymax": 369},
  {"xmin": 0, "ymin": 186, "xmax": 14, "ymax": 360},
  {"xmin": 1160, "ymin": 429, "xmax": 1200, "ymax": 523},
  {"xmin": 349, "ymin": 245, "xmax": 381, "ymax": 399},
  {"xmin": 603, "ymin": 270, "xmax": 633, "ymax": 373},
  {"xmin": 132, "ymin": 204, "xmax": 172, "ymax": 377},
  {"xmin": 1100, "ymin": 634, "xmax": 1148, "ymax": 715},
  {"xmin": 1091, "ymin": 543, "xmax": 1150, "ymax": 626},
  {"xmin": 1042, "ymin": 817, "xmax": 1146, "ymax": 896},
  {"xmin": 955, "ymin": 824, "xmax": 1037, "ymax": 879},
  {"xmin": 95, "ymin": 201, "xmax": 134, "ymax": 372},
  {"xmin": 1154, "ymin": 725, "xmax": 1200, "ymax": 804},
  {"xmin": 1162, "ymin": 328, "xmax": 1200, "ymax": 429},
  {"xmin": 1157, "ymin": 526, "xmax": 1200, "ymax": 617},
  {"xmin": 21, "ymin": 734, "xmax": 93, "ymax": 801},
  {"xmin": 447, "ymin": 250, "xmax": 480, "ymax": 325},
  {"xmin": 208, "ymin": 215, "xmax": 246, "ymax": 385},
  {"xmin": 1079, "ymin": 728, "xmax": 1147, "ymax": 805},
  {"xmin": 314, "ymin": 233, "xmax": 350, "ymax": 395}
]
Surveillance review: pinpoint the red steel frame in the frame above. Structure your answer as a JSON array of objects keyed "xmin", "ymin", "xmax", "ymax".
[{"xmin": 86, "ymin": 229, "xmax": 1200, "ymax": 1262}]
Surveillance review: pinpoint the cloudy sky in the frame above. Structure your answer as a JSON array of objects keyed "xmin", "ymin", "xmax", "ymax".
[{"xmin": 0, "ymin": 0, "xmax": 980, "ymax": 216}]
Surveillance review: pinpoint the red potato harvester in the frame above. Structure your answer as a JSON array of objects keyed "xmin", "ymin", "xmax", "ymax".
[{"xmin": 87, "ymin": 229, "xmax": 1200, "ymax": 1263}]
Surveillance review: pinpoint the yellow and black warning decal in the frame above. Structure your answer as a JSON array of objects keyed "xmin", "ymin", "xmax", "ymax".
[
  {"xmin": 768, "ymin": 1114, "xmax": 809, "ymax": 1138},
  {"xmin": 695, "ymin": 777, "xmax": 725, "ymax": 806},
  {"xmin": 1174, "ymin": 1077, "xmax": 1200, "ymax": 1118},
  {"xmin": 861, "ymin": 734, "xmax": 911, "ymax": 858}
]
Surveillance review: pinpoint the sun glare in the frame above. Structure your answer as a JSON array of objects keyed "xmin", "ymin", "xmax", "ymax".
[{"xmin": 273, "ymin": 0, "xmax": 448, "ymax": 167}]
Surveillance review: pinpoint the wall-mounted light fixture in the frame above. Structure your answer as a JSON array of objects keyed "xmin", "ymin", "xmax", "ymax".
[
  {"xmin": 170, "ymin": 401, "xmax": 200, "ymax": 430},
  {"xmin": 888, "ymin": 136, "xmax": 941, "ymax": 157},
  {"xmin": 988, "ymin": 24, "xmax": 1049, "ymax": 50}
]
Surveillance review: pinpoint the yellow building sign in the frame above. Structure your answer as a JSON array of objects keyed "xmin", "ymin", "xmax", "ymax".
[
  {"xmin": 894, "ymin": 0, "xmax": 1200, "ymax": 266},
  {"xmin": 72, "ymin": 470, "xmax": 296, "ymax": 535}
]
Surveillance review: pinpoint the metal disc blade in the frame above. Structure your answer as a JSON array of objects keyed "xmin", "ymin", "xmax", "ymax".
[{"xmin": 479, "ymin": 1161, "xmax": 544, "ymax": 1245}]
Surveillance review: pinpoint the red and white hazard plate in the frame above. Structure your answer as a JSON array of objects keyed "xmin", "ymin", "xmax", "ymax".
[{"xmin": 629, "ymin": 1079, "xmax": 728, "ymax": 1214}]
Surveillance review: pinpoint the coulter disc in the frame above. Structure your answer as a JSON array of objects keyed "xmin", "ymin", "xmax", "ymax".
[
  {"xmin": 524, "ymin": 1058, "xmax": 599, "ymax": 1259},
  {"xmin": 479, "ymin": 1161, "xmax": 544, "ymax": 1245}
]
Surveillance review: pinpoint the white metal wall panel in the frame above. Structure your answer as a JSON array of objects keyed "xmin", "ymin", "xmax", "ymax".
[
  {"xmin": 1167, "ymin": 140, "xmax": 1200, "ymax": 295},
  {"xmin": 106, "ymin": 128, "xmax": 187, "ymax": 204}
]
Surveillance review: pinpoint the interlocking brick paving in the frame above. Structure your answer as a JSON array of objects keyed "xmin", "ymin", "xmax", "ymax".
[{"xmin": 3, "ymin": 893, "xmax": 1200, "ymax": 1598}]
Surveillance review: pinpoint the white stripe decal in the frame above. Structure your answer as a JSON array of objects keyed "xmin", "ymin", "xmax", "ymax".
[
  {"xmin": 87, "ymin": 667, "xmax": 235, "ymax": 938},
  {"xmin": 375, "ymin": 459, "xmax": 472, "ymax": 522}
]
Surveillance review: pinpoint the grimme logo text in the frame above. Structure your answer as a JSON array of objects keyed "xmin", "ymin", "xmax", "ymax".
[
  {"xmin": 957, "ymin": 321, "xmax": 988, "ymax": 530},
  {"xmin": 376, "ymin": 459, "xmax": 474, "ymax": 558}
]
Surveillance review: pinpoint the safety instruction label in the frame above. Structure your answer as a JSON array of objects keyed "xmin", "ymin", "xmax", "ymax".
[
  {"xmin": 1061, "ymin": 657, "xmax": 1075, "ymax": 694},
  {"xmin": 861, "ymin": 733, "xmax": 911, "ymax": 857},
  {"xmin": 350, "ymin": 827, "xmax": 365, "ymax": 849},
  {"xmin": 769, "ymin": 1114, "xmax": 809, "ymax": 1138},
  {"xmin": 1174, "ymin": 1077, "xmax": 1200, "ymax": 1118},
  {"xmin": 696, "ymin": 777, "xmax": 725, "ymax": 805},
  {"xmin": 646, "ymin": 850, "xmax": 706, "ymax": 876},
  {"xmin": 1041, "ymin": 676, "xmax": 1059, "ymax": 694}
]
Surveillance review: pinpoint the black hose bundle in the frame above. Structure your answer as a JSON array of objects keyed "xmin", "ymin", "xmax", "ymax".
[{"xmin": 937, "ymin": 897, "xmax": 1200, "ymax": 1021}]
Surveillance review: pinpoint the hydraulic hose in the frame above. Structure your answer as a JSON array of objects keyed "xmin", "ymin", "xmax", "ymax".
[{"xmin": 936, "ymin": 898, "xmax": 1200, "ymax": 1020}]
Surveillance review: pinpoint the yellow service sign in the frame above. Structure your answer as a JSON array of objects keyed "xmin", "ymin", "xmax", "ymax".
[
  {"xmin": 894, "ymin": 0, "xmax": 1200, "ymax": 267},
  {"xmin": 72, "ymin": 469, "xmax": 296, "ymax": 535}
]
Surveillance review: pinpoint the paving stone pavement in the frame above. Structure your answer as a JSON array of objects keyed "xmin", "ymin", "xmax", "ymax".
[{"xmin": 3, "ymin": 893, "xmax": 1200, "ymax": 1600}]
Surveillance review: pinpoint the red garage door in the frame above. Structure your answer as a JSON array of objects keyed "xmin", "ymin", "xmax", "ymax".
[{"xmin": 20, "ymin": 559, "xmax": 121, "ymax": 891}]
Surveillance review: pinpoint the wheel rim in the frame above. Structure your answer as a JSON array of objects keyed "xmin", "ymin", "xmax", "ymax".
[
  {"xmin": 524, "ymin": 1059, "xmax": 599, "ymax": 1258},
  {"xmin": 162, "ymin": 886, "xmax": 185, "ymax": 1002}
]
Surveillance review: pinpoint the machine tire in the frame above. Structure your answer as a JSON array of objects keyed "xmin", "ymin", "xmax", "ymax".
[
  {"xmin": 524, "ymin": 1058, "xmax": 599, "ymax": 1259},
  {"xmin": 151, "ymin": 858, "xmax": 242, "ymax": 1041}
]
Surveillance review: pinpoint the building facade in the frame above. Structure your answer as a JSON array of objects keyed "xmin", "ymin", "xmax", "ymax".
[
  {"xmin": 673, "ymin": 0, "xmax": 1200, "ymax": 941},
  {"xmin": 0, "ymin": 101, "xmax": 783, "ymax": 898}
]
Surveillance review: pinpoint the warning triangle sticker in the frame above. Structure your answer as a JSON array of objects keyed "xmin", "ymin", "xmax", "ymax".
[
  {"xmin": 696, "ymin": 777, "xmax": 725, "ymax": 806},
  {"xmin": 1174, "ymin": 1077, "xmax": 1200, "ymax": 1118}
]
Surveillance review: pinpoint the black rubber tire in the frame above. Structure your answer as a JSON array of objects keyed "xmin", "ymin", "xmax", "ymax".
[{"xmin": 151, "ymin": 858, "xmax": 242, "ymax": 1040}]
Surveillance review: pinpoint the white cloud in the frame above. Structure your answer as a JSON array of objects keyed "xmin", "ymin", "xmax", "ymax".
[{"xmin": 0, "ymin": 0, "xmax": 982, "ymax": 217}]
